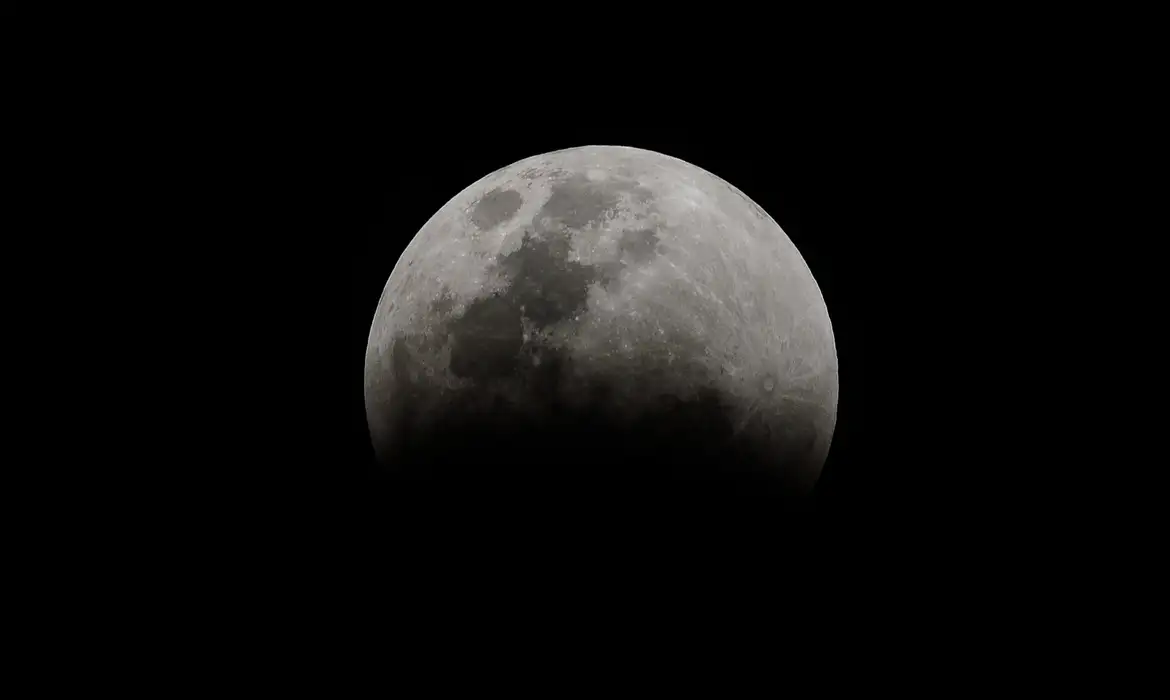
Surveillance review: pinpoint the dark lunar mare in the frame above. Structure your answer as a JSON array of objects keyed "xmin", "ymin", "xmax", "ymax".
[{"xmin": 469, "ymin": 188, "xmax": 522, "ymax": 229}]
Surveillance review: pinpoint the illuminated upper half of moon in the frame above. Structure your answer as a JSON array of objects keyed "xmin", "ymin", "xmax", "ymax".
[{"xmin": 366, "ymin": 145, "xmax": 836, "ymax": 416}]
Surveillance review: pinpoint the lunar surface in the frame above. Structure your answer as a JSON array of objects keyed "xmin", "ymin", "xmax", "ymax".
[{"xmin": 364, "ymin": 146, "xmax": 837, "ymax": 506}]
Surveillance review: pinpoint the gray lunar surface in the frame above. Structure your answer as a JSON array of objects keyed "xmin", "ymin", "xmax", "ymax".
[{"xmin": 364, "ymin": 145, "xmax": 838, "ymax": 496}]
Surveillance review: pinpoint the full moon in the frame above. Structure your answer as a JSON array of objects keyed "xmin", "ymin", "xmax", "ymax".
[{"xmin": 364, "ymin": 146, "xmax": 837, "ymax": 505}]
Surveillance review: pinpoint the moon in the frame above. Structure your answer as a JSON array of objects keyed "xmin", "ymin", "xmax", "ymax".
[{"xmin": 364, "ymin": 146, "xmax": 837, "ymax": 504}]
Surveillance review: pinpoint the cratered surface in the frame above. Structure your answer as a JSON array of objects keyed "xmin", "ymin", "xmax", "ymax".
[{"xmin": 364, "ymin": 146, "xmax": 837, "ymax": 507}]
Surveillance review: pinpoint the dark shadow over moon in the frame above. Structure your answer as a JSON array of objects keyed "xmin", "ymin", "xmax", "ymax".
[{"xmin": 371, "ymin": 358, "xmax": 815, "ymax": 524}]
